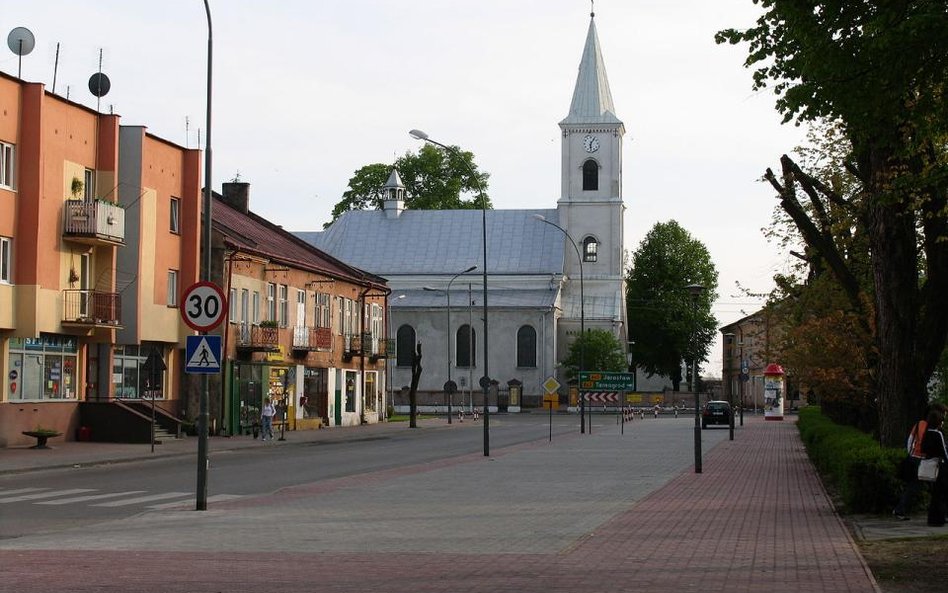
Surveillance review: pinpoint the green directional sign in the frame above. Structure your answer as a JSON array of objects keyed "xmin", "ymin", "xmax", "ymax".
[{"xmin": 579, "ymin": 371, "xmax": 636, "ymax": 391}]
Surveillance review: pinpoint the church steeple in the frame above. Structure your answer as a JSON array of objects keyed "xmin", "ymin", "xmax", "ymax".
[{"xmin": 560, "ymin": 13, "xmax": 622, "ymax": 127}]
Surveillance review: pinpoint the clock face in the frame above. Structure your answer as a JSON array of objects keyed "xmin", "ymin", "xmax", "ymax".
[{"xmin": 583, "ymin": 135, "xmax": 600, "ymax": 153}]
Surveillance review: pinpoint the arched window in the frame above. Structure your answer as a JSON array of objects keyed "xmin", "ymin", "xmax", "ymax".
[
  {"xmin": 456, "ymin": 324, "xmax": 476, "ymax": 367},
  {"xmin": 396, "ymin": 324, "xmax": 415, "ymax": 367},
  {"xmin": 583, "ymin": 236, "xmax": 598, "ymax": 263},
  {"xmin": 517, "ymin": 325, "xmax": 537, "ymax": 368},
  {"xmin": 582, "ymin": 159, "xmax": 599, "ymax": 191}
]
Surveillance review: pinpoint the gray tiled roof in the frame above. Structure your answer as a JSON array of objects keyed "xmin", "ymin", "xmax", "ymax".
[{"xmin": 295, "ymin": 208, "xmax": 565, "ymax": 276}]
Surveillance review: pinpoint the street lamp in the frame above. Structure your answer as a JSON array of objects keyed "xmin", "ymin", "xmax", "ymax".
[
  {"xmin": 424, "ymin": 265, "xmax": 477, "ymax": 424},
  {"xmin": 723, "ymin": 332, "xmax": 736, "ymax": 441},
  {"xmin": 409, "ymin": 129, "xmax": 491, "ymax": 456},
  {"xmin": 533, "ymin": 214, "xmax": 586, "ymax": 434},
  {"xmin": 386, "ymin": 294, "xmax": 405, "ymax": 421},
  {"xmin": 686, "ymin": 283, "xmax": 704, "ymax": 474}
]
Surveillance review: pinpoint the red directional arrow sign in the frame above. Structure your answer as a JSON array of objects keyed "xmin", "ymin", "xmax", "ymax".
[{"xmin": 180, "ymin": 281, "xmax": 228, "ymax": 332}]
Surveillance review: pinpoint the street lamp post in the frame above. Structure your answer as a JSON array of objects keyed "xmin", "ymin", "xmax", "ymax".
[
  {"xmin": 686, "ymin": 284, "xmax": 704, "ymax": 474},
  {"xmin": 424, "ymin": 265, "xmax": 477, "ymax": 424},
  {"xmin": 533, "ymin": 215, "xmax": 585, "ymax": 434},
  {"xmin": 409, "ymin": 129, "xmax": 491, "ymax": 456}
]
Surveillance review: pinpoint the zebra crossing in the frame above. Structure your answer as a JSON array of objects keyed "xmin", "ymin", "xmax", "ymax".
[{"xmin": 0, "ymin": 487, "xmax": 245, "ymax": 510}]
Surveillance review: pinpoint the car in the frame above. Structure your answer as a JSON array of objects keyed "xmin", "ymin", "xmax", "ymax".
[{"xmin": 701, "ymin": 400, "xmax": 732, "ymax": 429}]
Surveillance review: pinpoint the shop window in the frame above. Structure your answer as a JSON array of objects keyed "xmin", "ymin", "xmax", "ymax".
[
  {"xmin": 7, "ymin": 335, "xmax": 79, "ymax": 400},
  {"xmin": 112, "ymin": 344, "xmax": 165, "ymax": 399}
]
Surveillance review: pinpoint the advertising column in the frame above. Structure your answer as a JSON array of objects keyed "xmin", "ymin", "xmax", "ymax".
[{"xmin": 763, "ymin": 363, "xmax": 785, "ymax": 421}]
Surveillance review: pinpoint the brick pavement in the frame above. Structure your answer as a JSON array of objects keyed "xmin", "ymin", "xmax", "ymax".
[{"xmin": 0, "ymin": 417, "xmax": 880, "ymax": 593}]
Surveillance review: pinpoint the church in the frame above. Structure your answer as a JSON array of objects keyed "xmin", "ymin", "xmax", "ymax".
[{"xmin": 297, "ymin": 14, "xmax": 627, "ymax": 408}]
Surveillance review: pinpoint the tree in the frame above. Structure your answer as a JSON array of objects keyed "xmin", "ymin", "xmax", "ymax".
[
  {"xmin": 626, "ymin": 221, "xmax": 719, "ymax": 391},
  {"xmin": 562, "ymin": 329, "xmax": 626, "ymax": 381},
  {"xmin": 764, "ymin": 122, "xmax": 877, "ymax": 429},
  {"xmin": 408, "ymin": 342, "xmax": 423, "ymax": 429},
  {"xmin": 329, "ymin": 144, "xmax": 492, "ymax": 225},
  {"xmin": 718, "ymin": 1, "xmax": 948, "ymax": 446}
]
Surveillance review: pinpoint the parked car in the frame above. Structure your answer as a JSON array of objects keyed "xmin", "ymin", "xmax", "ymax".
[{"xmin": 701, "ymin": 400, "xmax": 732, "ymax": 429}]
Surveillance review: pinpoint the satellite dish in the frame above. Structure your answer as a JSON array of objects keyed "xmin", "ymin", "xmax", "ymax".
[
  {"xmin": 88, "ymin": 72, "xmax": 111, "ymax": 97},
  {"xmin": 7, "ymin": 27, "xmax": 35, "ymax": 55}
]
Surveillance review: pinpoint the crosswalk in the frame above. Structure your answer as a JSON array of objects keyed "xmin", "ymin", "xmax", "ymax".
[{"xmin": 0, "ymin": 487, "xmax": 245, "ymax": 510}]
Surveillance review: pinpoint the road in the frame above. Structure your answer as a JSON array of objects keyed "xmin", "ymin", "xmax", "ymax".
[{"xmin": 1, "ymin": 412, "xmax": 640, "ymax": 540}]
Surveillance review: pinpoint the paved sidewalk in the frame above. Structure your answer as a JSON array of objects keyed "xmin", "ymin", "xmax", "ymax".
[{"xmin": 0, "ymin": 416, "xmax": 887, "ymax": 592}]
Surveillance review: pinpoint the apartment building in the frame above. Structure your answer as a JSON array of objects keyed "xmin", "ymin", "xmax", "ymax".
[
  {"xmin": 202, "ymin": 183, "xmax": 389, "ymax": 436},
  {"xmin": 0, "ymin": 71, "xmax": 201, "ymax": 447}
]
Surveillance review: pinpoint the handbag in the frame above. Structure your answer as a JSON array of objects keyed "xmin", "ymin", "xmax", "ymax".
[
  {"xmin": 899, "ymin": 455, "xmax": 921, "ymax": 482},
  {"xmin": 918, "ymin": 457, "xmax": 940, "ymax": 482}
]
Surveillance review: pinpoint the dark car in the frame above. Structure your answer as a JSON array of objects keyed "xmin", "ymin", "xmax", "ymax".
[{"xmin": 701, "ymin": 400, "xmax": 732, "ymax": 429}]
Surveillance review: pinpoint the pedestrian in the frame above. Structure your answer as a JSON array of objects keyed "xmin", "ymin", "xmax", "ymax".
[
  {"xmin": 921, "ymin": 408, "xmax": 948, "ymax": 527},
  {"xmin": 261, "ymin": 397, "xmax": 276, "ymax": 441},
  {"xmin": 894, "ymin": 402, "xmax": 948, "ymax": 520}
]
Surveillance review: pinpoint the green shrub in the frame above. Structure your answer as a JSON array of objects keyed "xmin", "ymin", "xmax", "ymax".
[{"xmin": 797, "ymin": 407, "xmax": 907, "ymax": 514}]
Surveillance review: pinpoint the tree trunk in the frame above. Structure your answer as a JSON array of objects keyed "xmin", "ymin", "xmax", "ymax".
[
  {"xmin": 867, "ymin": 169, "xmax": 929, "ymax": 446},
  {"xmin": 408, "ymin": 343, "xmax": 422, "ymax": 428}
]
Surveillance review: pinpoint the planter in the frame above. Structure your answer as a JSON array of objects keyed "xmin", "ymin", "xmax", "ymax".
[{"xmin": 22, "ymin": 430, "xmax": 62, "ymax": 449}]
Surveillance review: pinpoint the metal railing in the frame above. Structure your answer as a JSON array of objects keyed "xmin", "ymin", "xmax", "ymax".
[
  {"xmin": 63, "ymin": 200, "xmax": 125, "ymax": 244},
  {"xmin": 292, "ymin": 326, "xmax": 332, "ymax": 351},
  {"xmin": 236, "ymin": 324, "xmax": 279, "ymax": 349},
  {"xmin": 62, "ymin": 290, "xmax": 121, "ymax": 325}
]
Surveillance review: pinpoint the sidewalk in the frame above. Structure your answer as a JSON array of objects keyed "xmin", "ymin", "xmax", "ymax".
[{"xmin": 0, "ymin": 416, "xmax": 903, "ymax": 592}]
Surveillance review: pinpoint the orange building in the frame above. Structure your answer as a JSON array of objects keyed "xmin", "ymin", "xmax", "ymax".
[
  {"xmin": 205, "ymin": 183, "xmax": 389, "ymax": 435},
  {"xmin": 0, "ymin": 71, "xmax": 201, "ymax": 447}
]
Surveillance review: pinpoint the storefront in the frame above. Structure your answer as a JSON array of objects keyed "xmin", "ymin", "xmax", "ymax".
[
  {"xmin": 111, "ymin": 343, "xmax": 167, "ymax": 399},
  {"xmin": 7, "ymin": 335, "xmax": 79, "ymax": 401}
]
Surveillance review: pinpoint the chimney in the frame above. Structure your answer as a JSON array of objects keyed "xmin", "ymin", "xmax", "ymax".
[{"xmin": 221, "ymin": 181, "xmax": 250, "ymax": 213}]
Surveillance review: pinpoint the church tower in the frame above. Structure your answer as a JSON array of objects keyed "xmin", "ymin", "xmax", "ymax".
[{"xmin": 557, "ymin": 11, "xmax": 627, "ymax": 339}]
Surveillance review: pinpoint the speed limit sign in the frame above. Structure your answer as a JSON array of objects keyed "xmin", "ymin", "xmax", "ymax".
[{"xmin": 180, "ymin": 281, "xmax": 228, "ymax": 332}]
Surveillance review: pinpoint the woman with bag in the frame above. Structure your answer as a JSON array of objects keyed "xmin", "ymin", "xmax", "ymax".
[{"xmin": 921, "ymin": 408, "xmax": 948, "ymax": 527}]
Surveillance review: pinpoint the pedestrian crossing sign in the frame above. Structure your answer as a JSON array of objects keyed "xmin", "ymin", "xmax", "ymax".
[{"xmin": 185, "ymin": 335, "xmax": 222, "ymax": 374}]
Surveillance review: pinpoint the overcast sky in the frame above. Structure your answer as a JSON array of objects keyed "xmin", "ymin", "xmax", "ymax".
[{"xmin": 3, "ymin": 1, "xmax": 808, "ymax": 375}]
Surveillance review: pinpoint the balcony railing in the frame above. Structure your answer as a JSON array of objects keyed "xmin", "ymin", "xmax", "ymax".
[
  {"xmin": 63, "ymin": 199, "xmax": 126, "ymax": 246},
  {"xmin": 343, "ymin": 332, "xmax": 386, "ymax": 359},
  {"xmin": 292, "ymin": 326, "xmax": 332, "ymax": 351},
  {"xmin": 236, "ymin": 324, "xmax": 279, "ymax": 351},
  {"xmin": 62, "ymin": 290, "xmax": 121, "ymax": 326}
]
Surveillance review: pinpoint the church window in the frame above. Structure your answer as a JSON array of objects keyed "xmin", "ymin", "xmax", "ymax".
[
  {"xmin": 516, "ymin": 326, "xmax": 537, "ymax": 368},
  {"xmin": 582, "ymin": 159, "xmax": 599, "ymax": 191},
  {"xmin": 456, "ymin": 324, "xmax": 476, "ymax": 368},
  {"xmin": 583, "ymin": 236, "xmax": 598, "ymax": 263},
  {"xmin": 396, "ymin": 324, "xmax": 415, "ymax": 367}
]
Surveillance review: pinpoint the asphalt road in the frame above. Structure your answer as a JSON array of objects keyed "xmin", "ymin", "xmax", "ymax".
[{"xmin": 1, "ymin": 412, "xmax": 612, "ymax": 539}]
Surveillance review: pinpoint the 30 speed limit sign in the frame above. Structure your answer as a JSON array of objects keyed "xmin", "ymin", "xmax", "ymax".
[{"xmin": 180, "ymin": 281, "xmax": 228, "ymax": 332}]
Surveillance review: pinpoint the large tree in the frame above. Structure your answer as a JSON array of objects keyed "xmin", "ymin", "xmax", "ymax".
[
  {"xmin": 329, "ymin": 143, "xmax": 492, "ymax": 225},
  {"xmin": 718, "ymin": 1, "xmax": 948, "ymax": 446},
  {"xmin": 562, "ymin": 329, "xmax": 627, "ymax": 381},
  {"xmin": 626, "ymin": 221, "xmax": 719, "ymax": 391}
]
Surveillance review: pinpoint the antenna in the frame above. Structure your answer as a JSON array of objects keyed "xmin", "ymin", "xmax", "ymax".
[
  {"xmin": 7, "ymin": 27, "xmax": 35, "ymax": 79},
  {"xmin": 186, "ymin": 116, "xmax": 190, "ymax": 149},
  {"xmin": 52, "ymin": 42, "xmax": 60, "ymax": 94}
]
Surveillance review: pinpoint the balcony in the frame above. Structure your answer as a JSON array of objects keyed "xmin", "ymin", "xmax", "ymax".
[
  {"xmin": 236, "ymin": 324, "xmax": 280, "ymax": 352},
  {"xmin": 342, "ymin": 332, "xmax": 387, "ymax": 361},
  {"xmin": 62, "ymin": 290, "xmax": 122, "ymax": 327},
  {"xmin": 63, "ymin": 199, "xmax": 126, "ymax": 246},
  {"xmin": 292, "ymin": 326, "xmax": 332, "ymax": 352}
]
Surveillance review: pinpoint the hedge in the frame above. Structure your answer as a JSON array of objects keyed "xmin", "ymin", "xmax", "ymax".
[{"xmin": 797, "ymin": 407, "xmax": 911, "ymax": 514}]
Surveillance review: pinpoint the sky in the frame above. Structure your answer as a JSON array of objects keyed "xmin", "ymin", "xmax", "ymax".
[{"xmin": 2, "ymin": 0, "xmax": 809, "ymax": 376}]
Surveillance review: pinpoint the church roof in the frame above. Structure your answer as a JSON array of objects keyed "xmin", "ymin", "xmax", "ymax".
[
  {"xmin": 294, "ymin": 208, "xmax": 564, "ymax": 276},
  {"xmin": 560, "ymin": 15, "xmax": 622, "ymax": 126},
  {"xmin": 394, "ymin": 289, "xmax": 559, "ymax": 310}
]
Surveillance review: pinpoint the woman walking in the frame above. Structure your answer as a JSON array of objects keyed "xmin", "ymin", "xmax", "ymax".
[
  {"xmin": 261, "ymin": 397, "xmax": 277, "ymax": 441},
  {"xmin": 921, "ymin": 408, "xmax": 948, "ymax": 527}
]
